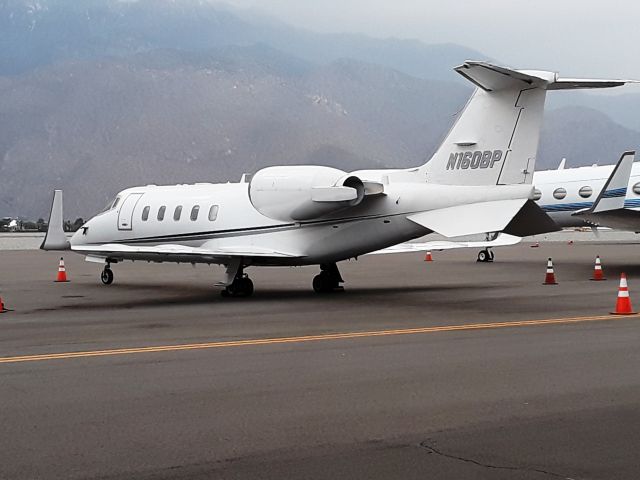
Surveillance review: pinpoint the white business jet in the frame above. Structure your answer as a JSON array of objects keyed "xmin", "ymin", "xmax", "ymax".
[
  {"xmin": 533, "ymin": 152, "xmax": 640, "ymax": 230},
  {"xmin": 41, "ymin": 61, "xmax": 631, "ymax": 296}
]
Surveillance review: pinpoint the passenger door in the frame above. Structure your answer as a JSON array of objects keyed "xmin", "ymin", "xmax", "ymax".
[{"xmin": 117, "ymin": 193, "xmax": 144, "ymax": 231}]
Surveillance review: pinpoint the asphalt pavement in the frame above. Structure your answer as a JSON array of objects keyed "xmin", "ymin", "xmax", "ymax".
[{"xmin": 1, "ymin": 243, "xmax": 640, "ymax": 479}]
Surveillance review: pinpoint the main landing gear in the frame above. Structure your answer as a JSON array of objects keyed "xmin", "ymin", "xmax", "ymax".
[
  {"xmin": 476, "ymin": 249, "xmax": 495, "ymax": 263},
  {"xmin": 221, "ymin": 267, "xmax": 254, "ymax": 298},
  {"xmin": 101, "ymin": 263, "xmax": 114, "ymax": 285},
  {"xmin": 313, "ymin": 263, "xmax": 345, "ymax": 293}
]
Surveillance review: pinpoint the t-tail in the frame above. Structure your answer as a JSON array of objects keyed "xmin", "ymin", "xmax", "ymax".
[{"xmin": 420, "ymin": 61, "xmax": 632, "ymax": 186}]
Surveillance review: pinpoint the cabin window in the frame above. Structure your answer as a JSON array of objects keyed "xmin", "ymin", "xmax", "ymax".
[
  {"xmin": 141, "ymin": 206, "xmax": 150, "ymax": 221},
  {"xmin": 553, "ymin": 188, "xmax": 567, "ymax": 200},
  {"xmin": 190, "ymin": 205, "xmax": 200, "ymax": 221},
  {"xmin": 633, "ymin": 182, "xmax": 640, "ymax": 195},
  {"xmin": 578, "ymin": 186, "xmax": 593, "ymax": 198},
  {"xmin": 157, "ymin": 206, "xmax": 166, "ymax": 221},
  {"xmin": 532, "ymin": 189, "xmax": 542, "ymax": 201},
  {"xmin": 173, "ymin": 205, "xmax": 182, "ymax": 221},
  {"xmin": 208, "ymin": 205, "xmax": 219, "ymax": 221}
]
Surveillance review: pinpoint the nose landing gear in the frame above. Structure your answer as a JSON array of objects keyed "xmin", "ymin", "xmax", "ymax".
[
  {"xmin": 477, "ymin": 249, "xmax": 495, "ymax": 263},
  {"xmin": 101, "ymin": 264, "xmax": 114, "ymax": 285}
]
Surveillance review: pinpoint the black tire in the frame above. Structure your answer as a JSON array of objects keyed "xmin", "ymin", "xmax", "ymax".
[
  {"xmin": 313, "ymin": 274, "xmax": 325, "ymax": 293},
  {"xmin": 221, "ymin": 277, "xmax": 254, "ymax": 298},
  {"xmin": 313, "ymin": 273, "xmax": 337, "ymax": 293},
  {"xmin": 477, "ymin": 250, "xmax": 488, "ymax": 263},
  {"xmin": 240, "ymin": 277, "xmax": 254, "ymax": 297},
  {"xmin": 101, "ymin": 268, "xmax": 114, "ymax": 285}
]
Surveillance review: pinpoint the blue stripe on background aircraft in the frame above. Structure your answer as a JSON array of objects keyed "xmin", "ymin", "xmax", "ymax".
[{"xmin": 41, "ymin": 61, "xmax": 634, "ymax": 296}]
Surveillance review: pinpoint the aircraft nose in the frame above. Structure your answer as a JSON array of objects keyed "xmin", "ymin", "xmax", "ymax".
[{"xmin": 70, "ymin": 221, "xmax": 90, "ymax": 246}]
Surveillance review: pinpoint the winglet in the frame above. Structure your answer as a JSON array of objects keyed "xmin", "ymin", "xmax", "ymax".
[
  {"xmin": 40, "ymin": 190, "xmax": 70, "ymax": 250},
  {"xmin": 589, "ymin": 151, "xmax": 635, "ymax": 213}
]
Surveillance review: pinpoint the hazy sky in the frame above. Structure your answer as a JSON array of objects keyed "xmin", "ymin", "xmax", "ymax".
[{"xmin": 223, "ymin": 0, "xmax": 640, "ymax": 80}]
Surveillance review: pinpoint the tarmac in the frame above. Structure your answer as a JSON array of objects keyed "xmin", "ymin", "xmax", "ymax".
[{"xmin": 2, "ymin": 242, "xmax": 640, "ymax": 479}]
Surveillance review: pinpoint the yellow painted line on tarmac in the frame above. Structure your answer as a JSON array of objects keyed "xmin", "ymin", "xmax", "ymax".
[{"xmin": 1, "ymin": 313, "xmax": 638, "ymax": 365}]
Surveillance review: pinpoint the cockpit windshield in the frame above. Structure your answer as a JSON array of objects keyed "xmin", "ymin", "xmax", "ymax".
[{"xmin": 102, "ymin": 195, "xmax": 121, "ymax": 213}]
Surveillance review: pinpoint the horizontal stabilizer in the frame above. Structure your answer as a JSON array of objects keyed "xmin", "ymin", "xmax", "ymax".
[
  {"xmin": 40, "ymin": 190, "xmax": 70, "ymax": 251},
  {"xmin": 407, "ymin": 198, "xmax": 527, "ymax": 237},
  {"xmin": 456, "ymin": 61, "xmax": 636, "ymax": 92},
  {"xmin": 455, "ymin": 61, "xmax": 551, "ymax": 91},
  {"xmin": 547, "ymin": 78, "xmax": 633, "ymax": 90}
]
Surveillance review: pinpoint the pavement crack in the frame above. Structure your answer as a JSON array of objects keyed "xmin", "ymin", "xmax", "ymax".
[{"xmin": 418, "ymin": 441, "xmax": 576, "ymax": 479}]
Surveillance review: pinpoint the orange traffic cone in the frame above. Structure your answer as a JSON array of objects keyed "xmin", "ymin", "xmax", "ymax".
[
  {"xmin": 424, "ymin": 251, "xmax": 433, "ymax": 262},
  {"xmin": 543, "ymin": 257, "xmax": 558, "ymax": 285},
  {"xmin": 55, "ymin": 257, "xmax": 70, "ymax": 283},
  {"xmin": 590, "ymin": 255, "xmax": 606, "ymax": 281},
  {"xmin": 611, "ymin": 273, "xmax": 636, "ymax": 315}
]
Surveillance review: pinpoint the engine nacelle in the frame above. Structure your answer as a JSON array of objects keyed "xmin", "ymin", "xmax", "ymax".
[{"xmin": 249, "ymin": 166, "xmax": 366, "ymax": 222}]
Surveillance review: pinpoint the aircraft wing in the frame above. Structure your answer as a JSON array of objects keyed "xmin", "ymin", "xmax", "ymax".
[
  {"xmin": 574, "ymin": 209, "xmax": 640, "ymax": 231},
  {"xmin": 406, "ymin": 198, "xmax": 558, "ymax": 238},
  {"xmin": 72, "ymin": 243, "xmax": 304, "ymax": 262},
  {"xmin": 370, "ymin": 233, "xmax": 521, "ymax": 255},
  {"xmin": 573, "ymin": 151, "xmax": 639, "ymax": 230}
]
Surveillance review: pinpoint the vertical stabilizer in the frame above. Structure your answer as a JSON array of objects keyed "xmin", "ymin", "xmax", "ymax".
[{"xmin": 420, "ymin": 61, "xmax": 631, "ymax": 186}]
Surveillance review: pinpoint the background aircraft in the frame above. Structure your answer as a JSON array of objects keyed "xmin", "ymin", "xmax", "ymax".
[
  {"xmin": 534, "ymin": 152, "xmax": 640, "ymax": 230},
  {"xmin": 42, "ymin": 62, "xmax": 631, "ymax": 296}
]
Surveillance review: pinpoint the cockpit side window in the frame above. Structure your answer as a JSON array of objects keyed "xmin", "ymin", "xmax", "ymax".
[{"xmin": 111, "ymin": 196, "xmax": 121, "ymax": 210}]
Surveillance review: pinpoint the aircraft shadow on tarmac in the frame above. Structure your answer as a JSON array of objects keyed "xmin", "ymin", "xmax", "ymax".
[{"xmin": 31, "ymin": 282, "xmax": 502, "ymax": 313}]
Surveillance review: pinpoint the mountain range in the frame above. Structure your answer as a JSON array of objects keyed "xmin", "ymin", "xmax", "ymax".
[{"xmin": 1, "ymin": 0, "xmax": 639, "ymax": 218}]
